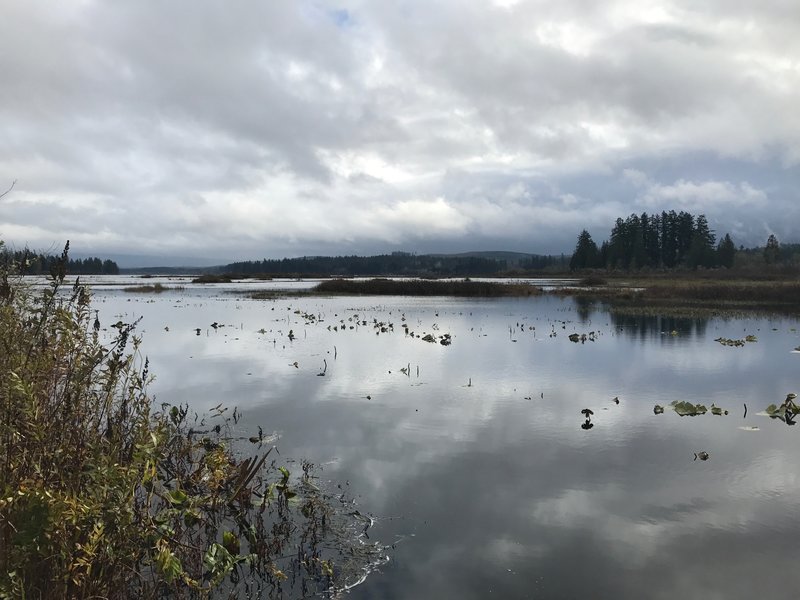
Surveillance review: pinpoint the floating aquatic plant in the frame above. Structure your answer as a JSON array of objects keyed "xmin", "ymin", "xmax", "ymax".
[
  {"xmin": 568, "ymin": 331, "xmax": 597, "ymax": 343},
  {"xmin": 671, "ymin": 401, "xmax": 705, "ymax": 416},
  {"xmin": 714, "ymin": 335, "xmax": 757, "ymax": 347}
]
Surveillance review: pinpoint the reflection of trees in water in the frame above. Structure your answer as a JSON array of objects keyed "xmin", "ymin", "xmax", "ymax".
[
  {"xmin": 570, "ymin": 298, "xmax": 709, "ymax": 341},
  {"xmin": 573, "ymin": 297, "xmax": 601, "ymax": 323},
  {"xmin": 609, "ymin": 312, "xmax": 708, "ymax": 341}
]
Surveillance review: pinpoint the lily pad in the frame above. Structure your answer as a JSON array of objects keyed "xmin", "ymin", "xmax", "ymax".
[
  {"xmin": 670, "ymin": 400, "xmax": 708, "ymax": 416},
  {"xmin": 663, "ymin": 401, "xmax": 726, "ymax": 416}
]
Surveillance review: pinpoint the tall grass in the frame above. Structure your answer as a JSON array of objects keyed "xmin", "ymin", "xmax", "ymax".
[{"xmin": 0, "ymin": 244, "xmax": 363, "ymax": 598}]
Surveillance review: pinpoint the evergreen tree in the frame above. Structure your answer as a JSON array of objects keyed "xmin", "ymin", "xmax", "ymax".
[
  {"xmin": 716, "ymin": 233, "xmax": 736, "ymax": 268},
  {"xmin": 598, "ymin": 240, "xmax": 609, "ymax": 267},
  {"xmin": 764, "ymin": 234, "xmax": 780, "ymax": 264},
  {"xmin": 642, "ymin": 212, "xmax": 661, "ymax": 267},
  {"xmin": 569, "ymin": 230, "xmax": 600, "ymax": 270},
  {"xmin": 607, "ymin": 218, "xmax": 628, "ymax": 268},
  {"xmin": 675, "ymin": 211, "xmax": 695, "ymax": 265},
  {"xmin": 660, "ymin": 210, "xmax": 678, "ymax": 267},
  {"xmin": 686, "ymin": 214, "xmax": 716, "ymax": 268}
]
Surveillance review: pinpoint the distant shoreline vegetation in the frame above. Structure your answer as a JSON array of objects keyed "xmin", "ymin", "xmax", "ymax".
[
  {"xmin": 1, "ymin": 247, "xmax": 119, "ymax": 275},
  {"xmin": 223, "ymin": 251, "xmax": 567, "ymax": 278}
]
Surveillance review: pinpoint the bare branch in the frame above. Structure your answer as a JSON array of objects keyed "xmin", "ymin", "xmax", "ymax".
[{"xmin": 0, "ymin": 180, "xmax": 16, "ymax": 200}]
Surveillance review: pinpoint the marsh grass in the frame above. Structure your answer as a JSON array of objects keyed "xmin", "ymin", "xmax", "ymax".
[
  {"xmin": 314, "ymin": 278, "xmax": 541, "ymax": 297},
  {"xmin": 578, "ymin": 275, "xmax": 607, "ymax": 287},
  {"xmin": 122, "ymin": 283, "xmax": 185, "ymax": 293},
  {"xmin": 192, "ymin": 274, "xmax": 232, "ymax": 284},
  {"xmin": 554, "ymin": 278, "xmax": 800, "ymax": 313},
  {"xmin": 0, "ymin": 244, "xmax": 376, "ymax": 599}
]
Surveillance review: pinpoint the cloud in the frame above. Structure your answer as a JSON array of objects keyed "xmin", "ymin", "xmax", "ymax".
[
  {"xmin": 623, "ymin": 170, "xmax": 769, "ymax": 208},
  {"xmin": 0, "ymin": 1, "xmax": 798, "ymax": 262}
]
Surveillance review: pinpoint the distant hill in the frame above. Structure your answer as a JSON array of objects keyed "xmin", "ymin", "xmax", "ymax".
[
  {"xmin": 115, "ymin": 250, "xmax": 567, "ymax": 276},
  {"xmin": 428, "ymin": 251, "xmax": 542, "ymax": 266},
  {"xmin": 119, "ymin": 265, "xmax": 224, "ymax": 275},
  {"xmin": 222, "ymin": 251, "xmax": 566, "ymax": 277}
]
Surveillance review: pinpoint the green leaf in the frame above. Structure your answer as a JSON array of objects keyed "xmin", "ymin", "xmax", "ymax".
[
  {"xmin": 166, "ymin": 488, "xmax": 188, "ymax": 507},
  {"xmin": 155, "ymin": 544, "xmax": 183, "ymax": 583},
  {"xmin": 222, "ymin": 530, "xmax": 240, "ymax": 555},
  {"xmin": 183, "ymin": 508, "xmax": 202, "ymax": 527}
]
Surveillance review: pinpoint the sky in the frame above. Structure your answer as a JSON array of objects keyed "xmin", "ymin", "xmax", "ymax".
[{"xmin": 1, "ymin": 0, "xmax": 799, "ymax": 266}]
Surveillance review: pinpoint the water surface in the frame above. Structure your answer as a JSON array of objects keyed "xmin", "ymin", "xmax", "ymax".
[{"xmin": 92, "ymin": 279, "xmax": 800, "ymax": 599}]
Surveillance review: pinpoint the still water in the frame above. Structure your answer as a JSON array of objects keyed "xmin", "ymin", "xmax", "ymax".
[{"xmin": 90, "ymin": 278, "xmax": 800, "ymax": 599}]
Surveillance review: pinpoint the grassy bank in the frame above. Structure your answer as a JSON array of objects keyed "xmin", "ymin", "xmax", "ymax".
[
  {"xmin": 314, "ymin": 277, "xmax": 541, "ymax": 297},
  {"xmin": 0, "ymin": 245, "xmax": 369, "ymax": 598},
  {"xmin": 556, "ymin": 276, "xmax": 800, "ymax": 313}
]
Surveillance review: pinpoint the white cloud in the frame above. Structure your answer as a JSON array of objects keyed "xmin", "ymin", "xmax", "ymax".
[
  {"xmin": 631, "ymin": 177, "xmax": 769, "ymax": 208},
  {"xmin": 0, "ymin": 0, "xmax": 798, "ymax": 262}
]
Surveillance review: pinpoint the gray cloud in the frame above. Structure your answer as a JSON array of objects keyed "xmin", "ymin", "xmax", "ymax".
[{"xmin": 0, "ymin": 1, "xmax": 798, "ymax": 263}]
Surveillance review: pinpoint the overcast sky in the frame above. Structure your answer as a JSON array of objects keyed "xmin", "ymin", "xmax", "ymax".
[{"xmin": 1, "ymin": 1, "xmax": 798, "ymax": 265}]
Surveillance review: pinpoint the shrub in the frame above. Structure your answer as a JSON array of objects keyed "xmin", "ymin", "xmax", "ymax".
[{"xmin": 0, "ymin": 244, "xmax": 371, "ymax": 599}]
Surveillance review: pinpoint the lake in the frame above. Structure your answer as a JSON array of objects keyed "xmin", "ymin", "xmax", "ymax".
[{"xmin": 88, "ymin": 276, "xmax": 800, "ymax": 599}]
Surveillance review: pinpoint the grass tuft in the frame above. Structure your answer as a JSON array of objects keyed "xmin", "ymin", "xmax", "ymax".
[{"xmin": 122, "ymin": 283, "xmax": 184, "ymax": 293}]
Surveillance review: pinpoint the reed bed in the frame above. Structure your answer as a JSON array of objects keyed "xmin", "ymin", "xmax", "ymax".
[{"xmin": 314, "ymin": 277, "xmax": 541, "ymax": 297}]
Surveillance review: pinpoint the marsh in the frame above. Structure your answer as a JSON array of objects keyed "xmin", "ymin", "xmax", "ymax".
[{"xmin": 91, "ymin": 276, "xmax": 800, "ymax": 599}]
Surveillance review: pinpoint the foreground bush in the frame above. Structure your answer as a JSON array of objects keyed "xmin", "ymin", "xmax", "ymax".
[{"xmin": 0, "ymin": 244, "xmax": 367, "ymax": 599}]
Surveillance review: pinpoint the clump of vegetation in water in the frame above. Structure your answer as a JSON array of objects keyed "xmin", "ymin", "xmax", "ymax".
[
  {"xmin": 656, "ymin": 401, "xmax": 729, "ymax": 416},
  {"xmin": 568, "ymin": 331, "xmax": 597, "ymax": 343},
  {"xmin": 0, "ymin": 243, "xmax": 382, "ymax": 598},
  {"xmin": 192, "ymin": 273, "xmax": 233, "ymax": 284},
  {"xmin": 122, "ymin": 283, "xmax": 184, "ymax": 293},
  {"xmin": 578, "ymin": 275, "xmax": 607, "ymax": 287},
  {"xmin": 314, "ymin": 278, "xmax": 540, "ymax": 297},
  {"xmin": 714, "ymin": 335, "xmax": 757, "ymax": 347},
  {"xmin": 766, "ymin": 394, "xmax": 799, "ymax": 421}
]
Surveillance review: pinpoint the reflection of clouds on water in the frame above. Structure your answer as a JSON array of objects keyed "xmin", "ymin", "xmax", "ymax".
[{"xmin": 93, "ymin": 287, "xmax": 800, "ymax": 600}]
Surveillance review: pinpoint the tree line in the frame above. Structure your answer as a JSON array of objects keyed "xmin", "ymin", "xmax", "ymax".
[
  {"xmin": 225, "ymin": 253, "xmax": 509, "ymax": 277},
  {"xmin": 0, "ymin": 248, "xmax": 119, "ymax": 275},
  {"xmin": 569, "ymin": 210, "xmax": 740, "ymax": 270}
]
